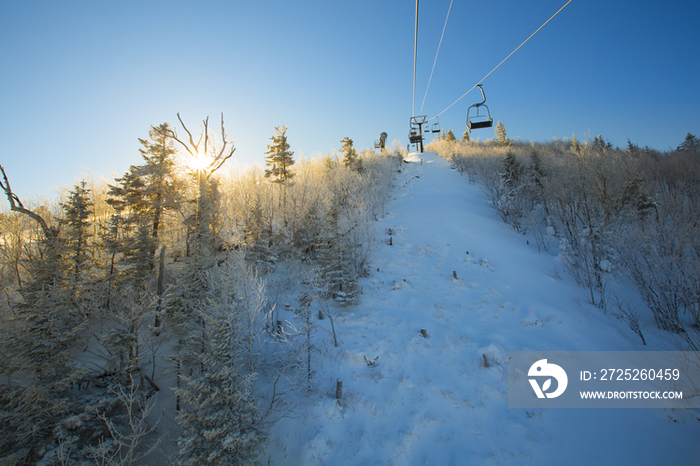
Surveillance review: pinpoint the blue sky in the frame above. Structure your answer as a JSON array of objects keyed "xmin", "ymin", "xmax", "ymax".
[{"xmin": 1, "ymin": 0, "xmax": 698, "ymax": 200}]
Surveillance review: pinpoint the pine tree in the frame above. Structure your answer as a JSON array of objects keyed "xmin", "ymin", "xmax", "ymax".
[
  {"xmin": 106, "ymin": 123, "xmax": 181, "ymax": 284},
  {"xmin": 60, "ymin": 180, "xmax": 94, "ymax": 291},
  {"xmin": 529, "ymin": 144, "xmax": 545, "ymax": 189},
  {"xmin": 135, "ymin": 123, "xmax": 181, "ymax": 249},
  {"xmin": 264, "ymin": 125, "xmax": 295, "ymax": 229},
  {"xmin": 0, "ymin": 217, "xmax": 88, "ymax": 463},
  {"xmin": 243, "ymin": 189, "xmax": 272, "ymax": 267},
  {"xmin": 339, "ymin": 137, "xmax": 362, "ymax": 172},
  {"xmin": 495, "ymin": 121, "xmax": 509, "ymax": 147},
  {"xmin": 316, "ymin": 200, "xmax": 358, "ymax": 305},
  {"xmin": 462, "ymin": 130, "xmax": 471, "ymax": 142},
  {"xmin": 445, "ymin": 129, "xmax": 456, "ymax": 142},
  {"xmin": 264, "ymin": 126, "xmax": 295, "ymax": 184},
  {"xmin": 176, "ymin": 285, "xmax": 266, "ymax": 465},
  {"xmin": 502, "ymin": 151, "xmax": 522, "ymax": 189},
  {"xmin": 677, "ymin": 133, "xmax": 699, "ymax": 153}
]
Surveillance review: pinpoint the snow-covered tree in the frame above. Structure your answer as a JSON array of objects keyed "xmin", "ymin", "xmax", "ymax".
[
  {"xmin": 244, "ymin": 188, "xmax": 273, "ymax": 268},
  {"xmin": 60, "ymin": 180, "xmax": 94, "ymax": 290},
  {"xmin": 136, "ymin": 123, "xmax": 181, "ymax": 245},
  {"xmin": 495, "ymin": 121, "xmax": 509, "ymax": 147},
  {"xmin": 264, "ymin": 126, "xmax": 295, "ymax": 185},
  {"xmin": 340, "ymin": 137, "xmax": 362, "ymax": 173},
  {"xmin": 105, "ymin": 123, "xmax": 181, "ymax": 286},
  {"xmin": 176, "ymin": 266, "xmax": 266, "ymax": 465},
  {"xmin": 316, "ymin": 199, "xmax": 359, "ymax": 305}
]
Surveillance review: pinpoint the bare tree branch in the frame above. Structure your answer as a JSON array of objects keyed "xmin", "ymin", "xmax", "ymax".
[
  {"xmin": 171, "ymin": 113, "xmax": 235, "ymax": 179},
  {"xmin": 0, "ymin": 165, "xmax": 56, "ymax": 239},
  {"xmin": 202, "ymin": 116, "xmax": 209, "ymax": 157},
  {"xmin": 208, "ymin": 113, "xmax": 236, "ymax": 177},
  {"xmin": 176, "ymin": 112, "xmax": 200, "ymax": 154}
]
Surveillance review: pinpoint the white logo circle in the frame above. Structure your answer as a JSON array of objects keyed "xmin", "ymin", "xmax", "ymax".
[{"xmin": 528, "ymin": 359, "xmax": 568, "ymax": 398}]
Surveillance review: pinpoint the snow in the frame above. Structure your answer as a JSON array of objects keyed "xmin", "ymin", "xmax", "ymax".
[{"xmin": 265, "ymin": 151, "xmax": 700, "ymax": 465}]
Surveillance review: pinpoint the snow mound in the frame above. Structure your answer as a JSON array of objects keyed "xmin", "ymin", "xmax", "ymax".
[{"xmin": 403, "ymin": 152, "xmax": 423, "ymax": 163}]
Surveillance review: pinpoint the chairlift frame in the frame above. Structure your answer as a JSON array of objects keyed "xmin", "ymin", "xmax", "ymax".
[
  {"xmin": 466, "ymin": 84, "xmax": 493, "ymax": 132},
  {"xmin": 409, "ymin": 116, "xmax": 428, "ymax": 152}
]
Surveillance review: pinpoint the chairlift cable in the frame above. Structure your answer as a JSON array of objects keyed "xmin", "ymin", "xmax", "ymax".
[
  {"xmin": 412, "ymin": 0, "xmax": 419, "ymax": 116},
  {"xmin": 419, "ymin": 0, "xmax": 454, "ymax": 115},
  {"xmin": 434, "ymin": 0, "xmax": 573, "ymax": 119}
]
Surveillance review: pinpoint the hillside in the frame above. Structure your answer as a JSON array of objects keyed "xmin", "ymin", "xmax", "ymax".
[{"xmin": 265, "ymin": 151, "xmax": 700, "ymax": 465}]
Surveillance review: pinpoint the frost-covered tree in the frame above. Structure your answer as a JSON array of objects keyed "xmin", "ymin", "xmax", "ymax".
[
  {"xmin": 244, "ymin": 188, "xmax": 273, "ymax": 267},
  {"xmin": 316, "ymin": 199, "xmax": 359, "ymax": 305},
  {"xmin": 462, "ymin": 130, "xmax": 471, "ymax": 142},
  {"xmin": 0, "ymin": 186, "xmax": 93, "ymax": 464},
  {"xmin": 176, "ymin": 269, "xmax": 266, "ymax": 465},
  {"xmin": 445, "ymin": 129, "xmax": 456, "ymax": 142},
  {"xmin": 495, "ymin": 121, "xmax": 509, "ymax": 147},
  {"xmin": 264, "ymin": 125, "xmax": 295, "ymax": 230},
  {"xmin": 340, "ymin": 137, "xmax": 362, "ymax": 173},
  {"xmin": 136, "ymin": 123, "xmax": 181, "ymax": 243},
  {"xmin": 502, "ymin": 151, "xmax": 522, "ymax": 189},
  {"xmin": 106, "ymin": 123, "xmax": 181, "ymax": 284},
  {"xmin": 60, "ymin": 180, "xmax": 94, "ymax": 291},
  {"xmin": 264, "ymin": 126, "xmax": 295, "ymax": 185},
  {"xmin": 167, "ymin": 113, "xmax": 234, "ymax": 255}
]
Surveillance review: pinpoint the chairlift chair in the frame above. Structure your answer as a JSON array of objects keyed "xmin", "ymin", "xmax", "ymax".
[
  {"xmin": 408, "ymin": 130, "xmax": 422, "ymax": 144},
  {"xmin": 466, "ymin": 84, "xmax": 493, "ymax": 132},
  {"xmin": 431, "ymin": 117, "xmax": 441, "ymax": 134}
]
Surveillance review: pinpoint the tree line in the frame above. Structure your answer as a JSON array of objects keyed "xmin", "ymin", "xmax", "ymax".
[
  {"xmin": 0, "ymin": 115, "xmax": 402, "ymax": 465},
  {"xmin": 429, "ymin": 130, "xmax": 700, "ymax": 350}
]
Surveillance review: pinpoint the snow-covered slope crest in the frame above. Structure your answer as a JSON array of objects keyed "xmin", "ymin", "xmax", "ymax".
[{"xmin": 266, "ymin": 150, "xmax": 700, "ymax": 465}]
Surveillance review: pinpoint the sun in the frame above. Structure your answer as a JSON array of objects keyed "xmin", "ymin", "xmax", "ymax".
[{"xmin": 186, "ymin": 154, "xmax": 213, "ymax": 172}]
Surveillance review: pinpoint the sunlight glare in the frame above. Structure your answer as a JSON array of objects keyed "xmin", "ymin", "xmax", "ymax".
[{"xmin": 187, "ymin": 154, "xmax": 212, "ymax": 172}]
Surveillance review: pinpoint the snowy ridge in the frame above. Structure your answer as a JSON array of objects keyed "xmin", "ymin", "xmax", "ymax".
[{"xmin": 266, "ymin": 151, "xmax": 700, "ymax": 465}]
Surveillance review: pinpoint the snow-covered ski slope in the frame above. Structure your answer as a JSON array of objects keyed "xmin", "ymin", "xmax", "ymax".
[{"xmin": 266, "ymin": 151, "xmax": 700, "ymax": 465}]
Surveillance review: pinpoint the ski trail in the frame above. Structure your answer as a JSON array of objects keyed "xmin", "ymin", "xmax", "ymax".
[{"xmin": 267, "ymin": 151, "xmax": 700, "ymax": 466}]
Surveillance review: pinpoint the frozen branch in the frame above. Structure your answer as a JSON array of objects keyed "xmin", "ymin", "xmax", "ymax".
[{"xmin": 0, "ymin": 164, "xmax": 56, "ymax": 239}]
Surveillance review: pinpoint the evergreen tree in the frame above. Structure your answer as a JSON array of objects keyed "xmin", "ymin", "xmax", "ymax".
[
  {"xmin": 60, "ymin": 180, "xmax": 94, "ymax": 291},
  {"xmin": 529, "ymin": 144, "xmax": 546, "ymax": 189},
  {"xmin": 264, "ymin": 125, "xmax": 295, "ymax": 228},
  {"xmin": 678, "ymin": 133, "xmax": 699, "ymax": 153},
  {"xmin": 445, "ymin": 129, "xmax": 456, "ymax": 142},
  {"xmin": 264, "ymin": 126, "xmax": 295, "ymax": 184},
  {"xmin": 495, "ymin": 121, "xmax": 509, "ymax": 147},
  {"xmin": 243, "ymin": 189, "xmax": 272, "ymax": 267},
  {"xmin": 462, "ymin": 130, "xmax": 471, "ymax": 142},
  {"xmin": 176, "ymin": 279, "xmax": 266, "ymax": 465},
  {"xmin": 591, "ymin": 134, "xmax": 613, "ymax": 153},
  {"xmin": 106, "ymin": 123, "xmax": 181, "ymax": 282},
  {"xmin": 339, "ymin": 137, "xmax": 362, "ymax": 172},
  {"xmin": 316, "ymin": 199, "xmax": 358, "ymax": 305},
  {"xmin": 502, "ymin": 151, "xmax": 522, "ymax": 189},
  {"xmin": 135, "ymin": 123, "xmax": 181, "ymax": 248},
  {"xmin": 0, "ymin": 203, "xmax": 89, "ymax": 462}
]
